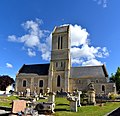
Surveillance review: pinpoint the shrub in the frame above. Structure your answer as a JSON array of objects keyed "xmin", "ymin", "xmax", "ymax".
[{"xmin": 108, "ymin": 93, "xmax": 117, "ymax": 100}]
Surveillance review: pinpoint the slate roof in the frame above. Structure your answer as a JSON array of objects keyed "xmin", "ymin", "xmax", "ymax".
[
  {"xmin": 18, "ymin": 63, "xmax": 50, "ymax": 75},
  {"xmin": 70, "ymin": 65, "xmax": 108, "ymax": 78}
]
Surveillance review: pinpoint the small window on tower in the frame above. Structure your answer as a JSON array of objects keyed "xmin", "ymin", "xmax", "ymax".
[
  {"xmin": 58, "ymin": 36, "xmax": 60, "ymax": 49},
  {"xmin": 61, "ymin": 36, "xmax": 63, "ymax": 49},
  {"xmin": 61, "ymin": 62, "xmax": 63, "ymax": 67},
  {"xmin": 56, "ymin": 62, "xmax": 58, "ymax": 67}
]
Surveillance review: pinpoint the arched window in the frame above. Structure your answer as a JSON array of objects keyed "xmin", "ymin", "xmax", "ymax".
[
  {"xmin": 102, "ymin": 85, "xmax": 105, "ymax": 92},
  {"xmin": 39, "ymin": 80, "xmax": 43, "ymax": 87},
  {"xmin": 56, "ymin": 62, "xmax": 58, "ymax": 67},
  {"xmin": 57, "ymin": 75, "xmax": 60, "ymax": 87},
  {"xmin": 23, "ymin": 80, "xmax": 26, "ymax": 87}
]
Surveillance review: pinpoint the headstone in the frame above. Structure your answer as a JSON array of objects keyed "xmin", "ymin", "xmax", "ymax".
[
  {"xmin": 18, "ymin": 92, "xmax": 21, "ymax": 96},
  {"xmin": 21, "ymin": 92, "xmax": 23, "ymax": 96},
  {"xmin": 67, "ymin": 96, "xmax": 78, "ymax": 112},
  {"xmin": 46, "ymin": 87, "xmax": 50, "ymax": 94},
  {"xmin": 35, "ymin": 102, "xmax": 55, "ymax": 113},
  {"xmin": 33, "ymin": 91, "xmax": 37, "ymax": 97},
  {"xmin": 39, "ymin": 93, "xmax": 42, "ymax": 97},
  {"xmin": 26, "ymin": 88, "xmax": 30, "ymax": 97},
  {"xmin": 12, "ymin": 100, "xmax": 26, "ymax": 113},
  {"xmin": 48, "ymin": 92, "xmax": 56, "ymax": 103},
  {"xmin": 113, "ymin": 84, "xmax": 116, "ymax": 94}
]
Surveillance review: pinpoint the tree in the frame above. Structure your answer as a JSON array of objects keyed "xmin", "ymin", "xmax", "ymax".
[
  {"xmin": 0, "ymin": 75, "xmax": 14, "ymax": 91},
  {"xmin": 110, "ymin": 67, "xmax": 120, "ymax": 92}
]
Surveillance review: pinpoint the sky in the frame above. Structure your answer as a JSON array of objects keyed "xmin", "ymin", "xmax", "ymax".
[{"xmin": 0, "ymin": 0, "xmax": 120, "ymax": 80}]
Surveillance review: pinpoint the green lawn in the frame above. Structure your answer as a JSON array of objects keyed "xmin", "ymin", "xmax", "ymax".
[
  {"xmin": 0, "ymin": 96, "xmax": 19, "ymax": 107},
  {"xmin": 54, "ymin": 102, "xmax": 120, "ymax": 116},
  {"xmin": 0, "ymin": 96, "xmax": 120, "ymax": 116},
  {"xmin": 54, "ymin": 97, "xmax": 120, "ymax": 116}
]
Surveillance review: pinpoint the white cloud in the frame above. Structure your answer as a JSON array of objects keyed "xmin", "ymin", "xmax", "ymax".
[
  {"xmin": 70, "ymin": 25, "xmax": 89, "ymax": 46},
  {"xmin": 82, "ymin": 59, "xmax": 102, "ymax": 66},
  {"xmin": 70, "ymin": 24, "xmax": 109, "ymax": 66},
  {"xmin": 8, "ymin": 20, "xmax": 109, "ymax": 66},
  {"xmin": 8, "ymin": 19, "xmax": 50, "ymax": 60},
  {"xmin": 6, "ymin": 63, "xmax": 13, "ymax": 68},
  {"xmin": 27, "ymin": 48, "xmax": 36, "ymax": 57},
  {"xmin": 8, "ymin": 35, "xmax": 17, "ymax": 42},
  {"xmin": 93, "ymin": 0, "xmax": 108, "ymax": 8}
]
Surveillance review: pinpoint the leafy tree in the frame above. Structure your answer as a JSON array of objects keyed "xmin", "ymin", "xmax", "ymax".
[
  {"xmin": 110, "ymin": 67, "xmax": 120, "ymax": 92},
  {"xmin": 0, "ymin": 75, "xmax": 14, "ymax": 91}
]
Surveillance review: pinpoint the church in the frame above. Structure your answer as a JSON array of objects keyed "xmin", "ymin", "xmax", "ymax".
[{"xmin": 15, "ymin": 25, "xmax": 116, "ymax": 95}]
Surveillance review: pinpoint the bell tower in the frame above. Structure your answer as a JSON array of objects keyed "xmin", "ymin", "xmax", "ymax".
[{"xmin": 48, "ymin": 25, "xmax": 71, "ymax": 92}]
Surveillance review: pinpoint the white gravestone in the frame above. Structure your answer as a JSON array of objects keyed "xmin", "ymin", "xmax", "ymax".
[{"xmin": 26, "ymin": 88, "xmax": 30, "ymax": 97}]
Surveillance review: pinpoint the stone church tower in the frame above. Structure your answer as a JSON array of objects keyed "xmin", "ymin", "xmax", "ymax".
[{"xmin": 48, "ymin": 25, "xmax": 71, "ymax": 92}]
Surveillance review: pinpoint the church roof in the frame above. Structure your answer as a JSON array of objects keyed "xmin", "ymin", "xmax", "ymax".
[
  {"xmin": 18, "ymin": 63, "xmax": 50, "ymax": 75},
  {"xmin": 70, "ymin": 65, "xmax": 108, "ymax": 78}
]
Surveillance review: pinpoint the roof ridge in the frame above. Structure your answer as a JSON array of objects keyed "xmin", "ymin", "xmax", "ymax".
[
  {"xmin": 71, "ymin": 64, "xmax": 104, "ymax": 68},
  {"xmin": 24, "ymin": 63, "xmax": 50, "ymax": 66}
]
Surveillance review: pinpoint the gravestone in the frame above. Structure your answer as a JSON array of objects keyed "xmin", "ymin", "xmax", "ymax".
[
  {"xmin": 67, "ymin": 96, "xmax": 78, "ymax": 112},
  {"xmin": 35, "ymin": 102, "xmax": 55, "ymax": 113},
  {"xmin": 46, "ymin": 87, "xmax": 50, "ymax": 95},
  {"xmin": 26, "ymin": 88, "xmax": 30, "ymax": 97},
  {"xmin": 48, "ymin": 92, "xmax": 56, "ymax": 103},
  {"xmin": 12, "ymin": 100, "xmax": 26, "ymax": 113}
]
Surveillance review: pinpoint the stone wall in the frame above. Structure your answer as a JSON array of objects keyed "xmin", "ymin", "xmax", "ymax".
[
  {"xmin": 16, "ymin": 74, "xmax": 48, "ymax": 94},
  {"xmin": 93, "ymin": 83, "xmax": 116, "ymax": 95},
  {"xmin": 69, "ymin": 78, "xmax": 116, "ymax": 95}
]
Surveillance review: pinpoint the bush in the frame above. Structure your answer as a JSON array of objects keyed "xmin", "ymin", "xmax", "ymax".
[{"xmin": 108, "ymin": 93, "xmax": 117, "ymax": 100}]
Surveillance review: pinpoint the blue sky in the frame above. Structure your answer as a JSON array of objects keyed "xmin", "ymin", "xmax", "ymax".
[{"xmin": 0, "ymin": 0, "xmax": 120, "ymax": 79}]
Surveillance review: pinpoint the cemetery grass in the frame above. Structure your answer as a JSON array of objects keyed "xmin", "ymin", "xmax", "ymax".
[
  {"xmin": 54, "ymin": 97, "xmax": 120, "ymax": 116},
  {"xmin": 0, "ymin": 96, "xmax": 120, "ymax": 115},
  {"xmin": 38, "ymin": 97, "xmax": 120, "ymax": 116},
  {"xmin": 0, "ymin": 96, "xmax": 19, "ymax": 107}
]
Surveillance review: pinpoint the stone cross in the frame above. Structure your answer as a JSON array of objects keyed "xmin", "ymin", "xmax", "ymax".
[
  {"xmin": 77, "ymin": 91, "xmax": 82, "ymax": 107},
  {"xmin": 67, "ymin": 96, "xmax": 78, "ymax": 112},
  {"xmin": 73, "ymin": 91, "xmax": 82, "ymax": 107}
]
